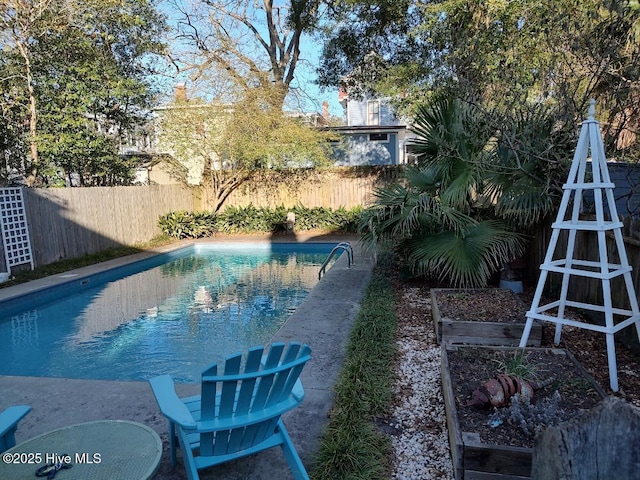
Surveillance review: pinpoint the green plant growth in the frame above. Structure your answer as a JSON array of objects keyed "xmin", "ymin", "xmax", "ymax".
[
  {"xmin": 452, "ymin": 292, "xmax": 470, "ymax": 301},
  {"xmin": 0, "ymin": 0, "xmax": 167, "ymax": 186},
  {"xmin": 311, "ymin": 253, "xmax": 396, "ymax": 480},
  {"xmin": 215, "ymin": 205, "xmax": 286, "ymax": 234},
  {"xmin": 287, "ymin": 205, "xmax": 363, "ymax": 233},
  {"xmin": 493, "ymin": 351, "xmax": 539, "ymax": 382},
  {"xmin": 158, "ymin": 205, "xmax": 364, "ymax": 238},
  {"xmin": 157, "ymin": 211, "xmax": 218, "ymax": 239},
  {"xmin": 319, "ymin": 0, "xmax": 640, "ymax": 164},
  {"xmin": 360, "ymin": 95, "xmax": 570, "ymax": 288}
]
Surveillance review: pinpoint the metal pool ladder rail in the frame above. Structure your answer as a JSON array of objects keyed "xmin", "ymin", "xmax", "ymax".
[{"xmin": 319, "ymin": 242, "xmax": 354, "ymax": 279}]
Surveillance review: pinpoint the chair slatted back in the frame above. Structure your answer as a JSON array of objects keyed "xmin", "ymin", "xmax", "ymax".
[{"xmin": 198, "ymin": 342, "xmax": 311, "ymax": 457}]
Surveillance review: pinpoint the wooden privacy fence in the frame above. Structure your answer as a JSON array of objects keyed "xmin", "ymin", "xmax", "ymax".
[
  {"xmin": 526, "ymin": 216, "xmax": 640, "ymax": 353},
  {"xmin": 21, "ymin": 185, "xmax": 197, "ymax": 267},
  {"xmin": 4, "ymin": 168, "xmax": 398, "ymax": 269},
  {"xmin": 201, "ymin": 167, "xmax": 401, "ymax": 210}
]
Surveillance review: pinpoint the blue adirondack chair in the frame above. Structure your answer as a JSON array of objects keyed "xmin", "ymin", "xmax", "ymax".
[
  {"xmin": 149, "ymin": 342, "xmax": 312, "ymax": 480},
  {"xmin": 0, "ymin": 405, "xmax": 31, "ymax": 452}
]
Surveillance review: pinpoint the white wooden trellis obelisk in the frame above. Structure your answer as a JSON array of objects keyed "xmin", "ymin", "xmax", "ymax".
[{"xmin": 519, "ymin": 100, "xmax": 640, "ymax": 392}]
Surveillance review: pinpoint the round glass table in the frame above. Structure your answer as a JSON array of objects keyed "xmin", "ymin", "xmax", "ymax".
[{"xmin": 0, "ymin": 420, "xmax": 162, "ymax": 480}]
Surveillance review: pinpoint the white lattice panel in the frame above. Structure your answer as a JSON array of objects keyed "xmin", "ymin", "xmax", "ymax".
[{"xmin": 0, "ymin": 187, "xmax": 34, "ymax": 272}]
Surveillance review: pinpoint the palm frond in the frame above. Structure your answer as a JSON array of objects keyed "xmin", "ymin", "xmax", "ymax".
[
  {"xmin": 406, "ymin": 220, "xmax": 525, "ymax": 288},
  {"xmin": 359, "ymin": 183, "xmax": 439, "ymax": 246},
  {"xmin": 495, "ymin": 186, "xmax": 554, "ymax": 227},
  {"xmin": 403, "ymin": 166, "xmax": 441, "ymax": 192}
]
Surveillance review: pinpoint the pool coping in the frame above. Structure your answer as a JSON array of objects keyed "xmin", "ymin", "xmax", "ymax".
[{"xmin": 0, "ymin": 233, "xmax": 376, "ymax": 480}]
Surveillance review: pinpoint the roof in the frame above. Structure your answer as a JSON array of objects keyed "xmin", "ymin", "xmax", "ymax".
[{"xmin": 324, "ymin": 125, "xmax": 407, "ymax": 133}]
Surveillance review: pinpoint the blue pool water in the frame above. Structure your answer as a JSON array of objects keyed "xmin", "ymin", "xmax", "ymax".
[{"xmin": 0, "ymin": 243, "xmax": 337, "ymax": 383}]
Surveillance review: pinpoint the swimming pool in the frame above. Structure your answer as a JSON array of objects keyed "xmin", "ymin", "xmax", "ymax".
[{"xmin": 0, "ymin": 242, "xmax": 338, "ymax": 383}]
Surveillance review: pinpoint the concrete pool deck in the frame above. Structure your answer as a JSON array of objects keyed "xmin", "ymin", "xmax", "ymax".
[{"xmin": 0, "ymin": 234, "xmax": 376, "ymax": 479}]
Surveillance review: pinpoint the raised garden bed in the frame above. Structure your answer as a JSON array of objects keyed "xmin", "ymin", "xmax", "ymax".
[
  {"xmin": 441, "ymin": 345, "xmax": 607, "ymax": 480},
  {"xmin": 431, "ymin": 288, "xmax": 542, "ymax": 346}
]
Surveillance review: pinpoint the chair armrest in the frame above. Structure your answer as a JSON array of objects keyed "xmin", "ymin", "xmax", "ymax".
[
  {"xmin": 149, "ymin": 375, "xmax": 197, "ymax": 429},
  {"xmin": 291, "ymin": 379, "xmax": 305, "ymax": 402},
  {"xmin": 0, "ymin": 405, "xmax": 31, "ymax": 438}
]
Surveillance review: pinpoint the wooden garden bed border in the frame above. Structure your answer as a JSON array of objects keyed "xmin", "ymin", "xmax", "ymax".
[
  {"xmin": 441, "ymin": 345, "xmax": 607, "ymax": 480},
  {"xmin": 431, "ymin": 288, "xmax": 543, "ymax": 347}
]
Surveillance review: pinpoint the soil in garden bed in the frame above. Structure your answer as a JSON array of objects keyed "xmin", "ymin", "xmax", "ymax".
[
  {"xmin": 395, "ymin": 278, "xmax": 640, "ymax": 454},
  {"xmin": 447, "ymin": 347, "xmax": 604, "ymax": 448},
  {"xmin": 434, "ymin": 284, "xmax": 640, "ymax": 406},
  {"xmin": 434, "ymin": 289, "xmax": 527, "ymax": 323}
]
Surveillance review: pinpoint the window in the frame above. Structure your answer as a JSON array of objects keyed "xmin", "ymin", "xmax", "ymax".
[
  {"xmin": 367, "ymin": 100, "xmax": 380, "ymax": 125},
  {"xmin": 405, "ymin": 145, "xmax": 420, "ymax": 165},
  {"xmin": 369, "ymin": 133, "xmax": 388, "ymax": 141}
]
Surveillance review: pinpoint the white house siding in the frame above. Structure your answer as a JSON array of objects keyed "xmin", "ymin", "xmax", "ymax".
[
  {"xmin": 346, "ymin": 97, "xmax": 403, "ymax": 127},
  {"xmin": 347, "ymin": 100, "xmax": 367, "ymax": 126},
  {"xmin": 332, "ymin": 132, "xmax": 399, "ymax": 166},
  {"xmin": 380, "ymin": 107, "xmax": 397, "ymax": 126}
]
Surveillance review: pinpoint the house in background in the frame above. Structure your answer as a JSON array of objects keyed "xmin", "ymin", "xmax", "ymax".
[
  {"xmin": 329, "ymin": 88, "xmax": 415, "ymax": 166},
  {"xmin": 145, "ymin": 84, "xmax": 333, "ymax": 185},
  {"xmin": 149, "ymin": 84, "xmax": 237, "ymax": 185},
  {"xmin": 130, "ymin": 83, "xmax": 414, "ymax": 184},
  {"xmin": 131, "ymin": 153, "xmax": 188, "ymax": 185}
]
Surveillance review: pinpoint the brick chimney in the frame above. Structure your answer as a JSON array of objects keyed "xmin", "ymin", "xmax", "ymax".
[
  {"xmin": 322, "ymin": 101, "xmax": 329, "ymax": 123},
  {"xmin": 174, "ymin": 83, "xmax": 187, "ymax": 102}
]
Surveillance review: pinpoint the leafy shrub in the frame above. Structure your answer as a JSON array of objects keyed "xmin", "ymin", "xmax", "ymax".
[
  {"xmin": 216, "ymin": 205, "xmax": 288, "ymax": 233},
  {"xmin": 157, "ymin": 210, "xmax": 217, "ymax": 239},
  {"xmin": 290, "ymin": 205, "xmax": 364, "ymax": 232},
  {"xmin": 158, "ymin": 205, "xmax": 364, "ymax": 238}
]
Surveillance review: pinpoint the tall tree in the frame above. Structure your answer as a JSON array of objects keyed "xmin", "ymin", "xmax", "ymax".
[
  {"xmin": 320, "ymin": 0, "xmax": 640, "ymax": 152},
  {"xmin": 0, "ymin": 0, "xmax": 168, "ymax": 186},
  {"xmin": 0, "ymin": 0, "xmax": 53, "ymax": 183},
  {"xmin": 0, "ymin": 46, "xmax": 28, "ymax": 183},
  {"xmin": 317, "ymin": 0, "xmax": 421, "ymax": 96},
  {"xmin": 168, "ymin": 0, "xmax": 321, "ymax": 108},
  {"xmin": 334, "ymin": 1, "xmax": 640, "ymax": 284},
  {"xmin": 157, "ymin": 0, "xmax": 337, "ymax": 210},
  {"xmin": 156, "ymin": 84, "xmax": 337, "ymax": 211}
]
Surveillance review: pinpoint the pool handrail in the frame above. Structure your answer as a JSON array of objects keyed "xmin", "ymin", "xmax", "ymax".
[{"xmin": 318, "ymin": 242, "xmax": 353, "ymax": 280}]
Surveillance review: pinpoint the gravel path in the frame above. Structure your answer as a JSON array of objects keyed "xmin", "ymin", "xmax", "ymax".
[{"xmin": 390, "ymin": 286, "xmax": 454, "ymax": 479}]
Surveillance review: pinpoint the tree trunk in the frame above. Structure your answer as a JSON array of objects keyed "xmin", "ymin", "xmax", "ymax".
[
  {"xmin": 532, "ymin": 396, "xmax": 640, "ymax": 479},
  {"xmin": 16, "ymin": 42, "xmax": 39, "ymax": 186},
  {"xmin": 206, "ymin": 168, "xmax": 250, "ymax": 212}
]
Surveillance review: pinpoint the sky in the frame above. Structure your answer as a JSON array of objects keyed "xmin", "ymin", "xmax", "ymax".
[
  {"xmin": 155, "ymin": 1, "xmax": 343, "ymax": 118},
  {"xmin": 285, "ymin": 37, "xmax": 343, "ymax": 117}
]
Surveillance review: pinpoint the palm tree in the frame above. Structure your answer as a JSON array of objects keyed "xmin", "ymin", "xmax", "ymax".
[{"xmin": 361, "ymin": 96, "xmax": 568, "ymax": 287}]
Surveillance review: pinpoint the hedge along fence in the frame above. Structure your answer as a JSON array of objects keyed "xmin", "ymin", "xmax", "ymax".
[{"xmin": 158, "ymin": 205, "xmax": 364, "ymax": 238}]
